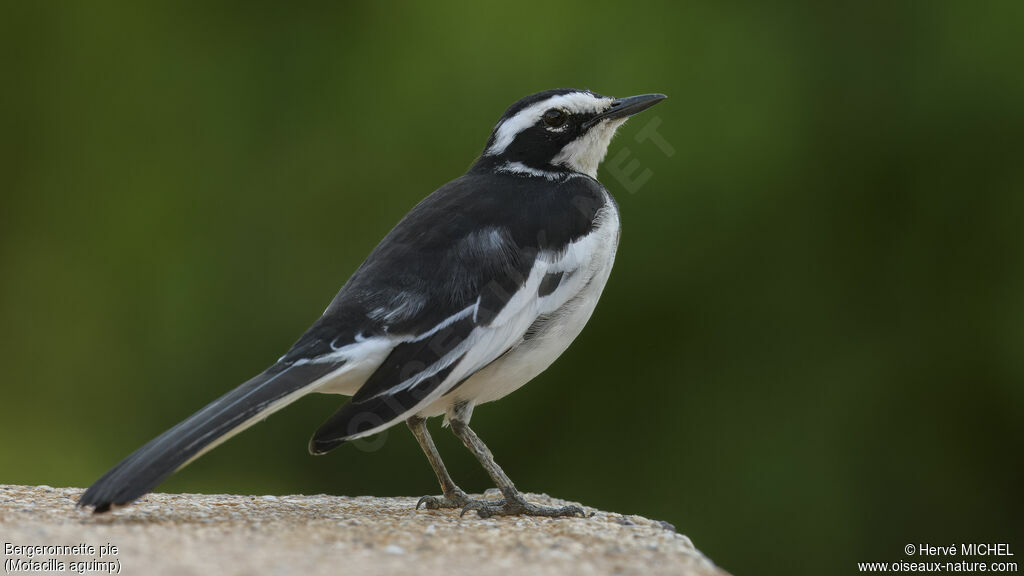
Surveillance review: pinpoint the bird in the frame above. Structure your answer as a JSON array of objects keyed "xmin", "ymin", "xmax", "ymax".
[{"xmin": 78, "ymin": 88, "xmax": 666, "ymax": 518}]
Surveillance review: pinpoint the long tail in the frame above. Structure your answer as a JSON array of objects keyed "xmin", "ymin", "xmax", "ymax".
[{"xmin": 78, "ymin": 360, "xmax": 344, "ymax": 512}]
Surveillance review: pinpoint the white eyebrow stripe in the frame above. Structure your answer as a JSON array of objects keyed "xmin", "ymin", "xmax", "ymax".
[{"xmin": 485, "ymin": 92, "xmax": 612, "ymax": 156}]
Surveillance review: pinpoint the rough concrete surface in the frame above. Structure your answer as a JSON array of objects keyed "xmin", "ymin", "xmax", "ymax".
[{"xmin": 0, "ymin": 485, "xmax": 729, "ymax": 576}]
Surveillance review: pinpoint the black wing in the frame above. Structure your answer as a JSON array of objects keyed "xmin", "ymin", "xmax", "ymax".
[{"xmin": 305, "ymin": 171, "xmax": 608, "ymax": 452}]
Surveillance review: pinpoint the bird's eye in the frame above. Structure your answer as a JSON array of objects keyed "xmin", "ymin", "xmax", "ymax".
[{"xmin": 542, "ymin": 108, "xmax": 568, "ymax": 128}]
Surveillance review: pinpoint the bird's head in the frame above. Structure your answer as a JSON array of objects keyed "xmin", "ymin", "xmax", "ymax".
[{"xmin": 475, "ymin": 89, "xmax": 666, "ymax": 179}]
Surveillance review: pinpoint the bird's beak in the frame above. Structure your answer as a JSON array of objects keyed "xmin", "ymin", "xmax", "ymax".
[{"xmin": 584, "ymin": 93, "xmax": 667, "ymax": 128}]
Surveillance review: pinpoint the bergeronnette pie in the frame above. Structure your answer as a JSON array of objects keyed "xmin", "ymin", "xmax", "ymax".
[{"xmin": 80, "ymin": 89, "xmax": 666, "ymax": 518}]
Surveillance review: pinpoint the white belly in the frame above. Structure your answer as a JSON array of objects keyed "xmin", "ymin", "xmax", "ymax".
[{"xmin": 421, "ymin": 195, "xmax": 621, "ymax": 417}]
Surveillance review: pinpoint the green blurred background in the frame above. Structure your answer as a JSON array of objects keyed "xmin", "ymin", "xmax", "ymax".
[{"xmin": 2, "ymin": 2, "xmax": 1022, "ymax": 574}]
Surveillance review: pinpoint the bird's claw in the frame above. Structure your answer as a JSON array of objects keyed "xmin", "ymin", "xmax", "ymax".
[
  {"xmin": 416, "ymin": 495, "xmax": 440, "ymax": 510},
  {"xmin": 416, "ymin": 490, "xmax": 503, "ymax": 511},
  {"xmin": 460, "ymin": 496, "xmax": 586, "ymax": 519},
  {"xmin": 417, "ymin": 494, "xmax": 467, "ymax": 510},
  {"xmin": 457, "ymin": 499, "xmax": 505, "ymax": 518}
]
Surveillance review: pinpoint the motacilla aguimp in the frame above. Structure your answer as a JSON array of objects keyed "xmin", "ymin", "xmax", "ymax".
[{"xmin": 79, "ymin": 88, "xmax": 666, "ymax": 518}]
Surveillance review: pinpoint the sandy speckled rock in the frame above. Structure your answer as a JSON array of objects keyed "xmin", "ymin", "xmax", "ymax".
[{"xmin": 0, "ymin": 485, "xmax": 729, "ymax": 576}]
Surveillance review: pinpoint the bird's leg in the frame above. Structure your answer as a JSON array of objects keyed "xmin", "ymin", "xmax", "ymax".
[
  {"xmin": 406, "ymin": 416, "xmax": 489, "ymax": 510},
  {"xmin": 447, "ymin": 410, "xmax": 585, "ymax": 519}
]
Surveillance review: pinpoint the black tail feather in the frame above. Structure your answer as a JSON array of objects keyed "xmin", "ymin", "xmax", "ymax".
[{"xmin": 78, "ymin": 361, "xmax": 343, "ymax": 512}]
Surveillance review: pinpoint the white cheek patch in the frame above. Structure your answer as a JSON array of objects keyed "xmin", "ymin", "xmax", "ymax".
[
  {"xmin": 551, "ymin": 118, "xmax": 627, "ymax": 178},
  {"xmin": 486, "ymin": 92, "xmax": 613, "ymax": 156}
]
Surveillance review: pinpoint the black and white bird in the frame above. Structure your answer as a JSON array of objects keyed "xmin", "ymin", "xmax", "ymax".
[{"xmin": 79, "ymin": 88, "xmax": 666, "ymax": 517}]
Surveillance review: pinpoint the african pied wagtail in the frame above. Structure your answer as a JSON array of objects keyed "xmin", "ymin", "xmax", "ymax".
[{"xmin": 79, "ymin": 89, "xmax": 666, "ymax": 517}]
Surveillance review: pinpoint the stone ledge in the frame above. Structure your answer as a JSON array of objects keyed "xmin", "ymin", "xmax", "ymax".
[{"xmin": 0, "ymin": 485, "xmax": 729, "ymax": 576}]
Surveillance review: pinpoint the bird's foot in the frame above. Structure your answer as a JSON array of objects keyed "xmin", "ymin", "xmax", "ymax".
[
  {"xmin": 460, "ymin": 492, "xmax": 586, "ymax": 519},
  {"xmin": 416, "ymin": 489, "xmax": 504, "ymax": 511}
]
